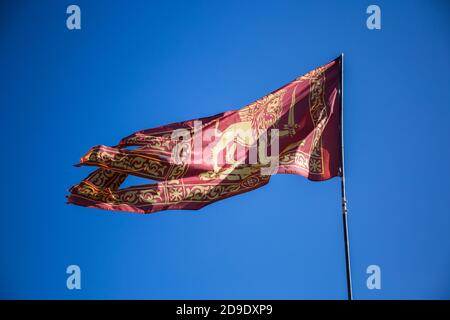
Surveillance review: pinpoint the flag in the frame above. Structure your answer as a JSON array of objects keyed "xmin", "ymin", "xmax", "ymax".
[{"xmin": 67, "ymin": 57, "xmax": 342, "ymax": 214}]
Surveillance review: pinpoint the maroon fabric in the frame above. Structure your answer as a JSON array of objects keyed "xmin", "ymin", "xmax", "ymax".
[{"xmin": 68, "ymin": 57, "xmax": 342, "ymax": 214}]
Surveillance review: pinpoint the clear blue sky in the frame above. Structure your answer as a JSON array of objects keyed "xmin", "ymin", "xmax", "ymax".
[{"xmin": 0, "ymin": 0, "xmax": 449, "ymax": 299}]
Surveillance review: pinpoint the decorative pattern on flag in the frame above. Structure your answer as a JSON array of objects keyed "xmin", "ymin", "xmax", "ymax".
[{"xmin": 67, "ymin": 57, "xmax": 342, "ymax": 214}]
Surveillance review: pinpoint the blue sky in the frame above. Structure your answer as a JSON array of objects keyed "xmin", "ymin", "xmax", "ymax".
[{"xmin": 0, "ymin": 0, "xmax": 449, "ymax": 299}]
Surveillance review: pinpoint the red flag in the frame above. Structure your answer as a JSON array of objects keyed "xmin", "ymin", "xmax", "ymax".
[{"xmin": 68, "ymin": 57, "xmax": 342, "ymax": 214}]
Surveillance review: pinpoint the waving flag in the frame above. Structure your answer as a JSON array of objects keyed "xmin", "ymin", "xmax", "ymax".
[{"xmin": 67, "ymin": 57, "xmax": 342, "ymax": 214}]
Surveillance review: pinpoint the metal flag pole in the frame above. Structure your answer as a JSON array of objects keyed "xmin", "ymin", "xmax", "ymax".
[{"xmin": 339, "ymin": 53, "xmax": 353, "ymax": 300}]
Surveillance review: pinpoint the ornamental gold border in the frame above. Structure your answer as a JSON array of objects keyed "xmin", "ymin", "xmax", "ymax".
[
  {"xmin": 72, "ymin": 174, "xmax": 269, "ymax": 206},
  {"xmin": 307, "ymin": 66, "xmax": 327, "ymax": 175}
]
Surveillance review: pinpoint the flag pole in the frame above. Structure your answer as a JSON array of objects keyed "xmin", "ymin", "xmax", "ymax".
[{"xmin": 339, "ymin": 53, "xmax": 353, "ymax": 300}]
